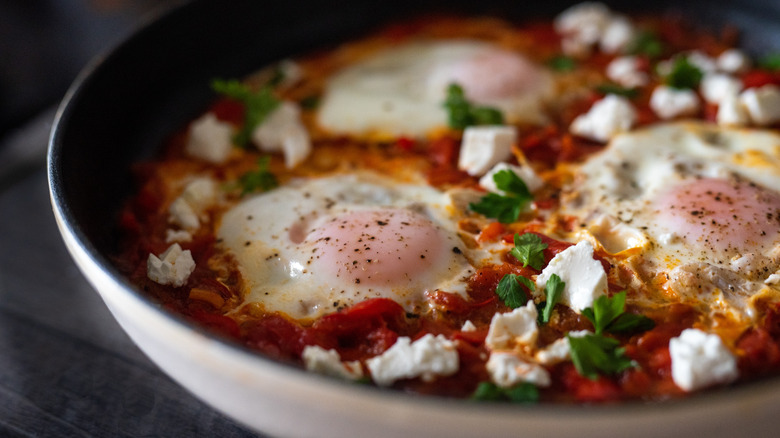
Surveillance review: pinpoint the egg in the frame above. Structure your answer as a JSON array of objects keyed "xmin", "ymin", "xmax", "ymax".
[
  {"xmin": 217, "ymin": 172, "xmax": 481, "ymax": 321},
  {"xmin": 564, "ymin": 121, "xmax": 780, "ymax": 320},
  {"xmin": 316, "ymin": 40, "xmax": 554, "ymax": 138}
]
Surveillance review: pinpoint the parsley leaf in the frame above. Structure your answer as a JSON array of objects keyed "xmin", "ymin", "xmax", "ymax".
[
  {"xmin": 541, "ymin": 274, "xmax": 564, "ymax": 323},
  {"xmin": 496, "ymin": 274, "xmax": 534, "ymax": 308},
  {"xmin": 471, "ymin": 381, "xmax": 539, "ymax": 403},
  {"xmin": 443, "ymin": 83, "xmax": 504, "ymax": 129},
  {"xmin": 567, "ymin": 333, "xmax": 635, "ymax": 380},
  {"xmin": 595, "ymin": 83, "xmax": 639, "ymax": 98},
  {"xmin": 469, "ymin": 170, "xmax": 533, "ymax": 223},
  {"xmin": 628, "ymin": 31, "xmax": 664, "ymax": 58},
  {"xmin": 238, "ymin": 156, "xmax": 278, "ymax": 196},
  {"xmin": 664, "ymin": 57, "xmax": 704, "ymax": 90},
  {"xmin": 509, "ymin": 233, "xmax": 548, "ymax": 270},
  {"xmin": 758, "ymin": 54, "xmax": 780, "ymax": 71},
  {"xmin": 211, "ymin": 78, "xmax": 281, "ymax": 147},
  {"xmin": 548, "ymin": 55, "xmax": 577, "ymax": 72},
  {"xmin": 581, "ymin": 291, "xmax": 655, "ymax": 335}
]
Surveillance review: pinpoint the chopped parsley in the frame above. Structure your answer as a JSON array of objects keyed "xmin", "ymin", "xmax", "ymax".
[
  {"xmin": 496, "ymin": 274, "xmax": 534, "ymax": 308},
  {"xmin": 581, "ymin": 291, "xmax": 655, "ymax": 335},
  {"xmin": 443, "ymin": 83, "xmax": 504, "ymax": 129},
  {"xmin": 238, "ymin": 156, "xmax": 278, "ymax": 196},
  {"xmin": 541, "ymin": 274, "xmax": 564, "ymax": 323},
  {"xmin": 595, "ymin": 83, "xmax": 639, "ymax": 98},
  {"xmin": 568, "ymin": 333, "xmax": 635, "ymax": 380},
  {"xmin": 471, "ymin": 381, "xmax": 539, "ymax": 403},
  {"xmin": 509, "ymin": 233, "xmax": 548, "ymax": 270},
  {"xmin": 469, "ymin": 170, "xmax": 533, "ymax": 223},
  {"xmin": 628, "ymin": 31, "xmax": 664, "ymax": 58},
  {"xmin": 547, "ymin": 55, "xmax": 577, "ymax": 72},
  {"xmin": 664, "ymin": 57, "xmax": 704, "ymax": 89},
  {"xmin": 757, "ymin": 54, "xmax": 780, "ymax": 71},
  {"xmin": 211, "ymin": 78, "xmax": 281, "ymax": 147}
]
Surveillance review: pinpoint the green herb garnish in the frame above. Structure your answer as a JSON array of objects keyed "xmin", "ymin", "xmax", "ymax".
[
  {"xmin": 211, "ymin": 78, "xmax": 281, "ymax": 147},
  {"xmin": 567, "ymin": 334, "xmax": 635, "ymax": 380},
  {"xmin": 548, "ymin": 55, "xmax": 577, "ymax": 72},
  {"xmin": 443, "ymin": 83, "xmax": 504, "ymax": 129},
  {"xmin": 541, "ymin": 274, "xmax": 564, "ymax": 323},
  {"xmin": 581, "ymin": 291, "xmax": 655, "ymax": 335},
  {"xmin": 509, "ymin": 233, "xmax": 548, "ymax": 270},
  {"xmin": 595, "ymin": 83, "xmax": 639, "ymax": 98},
  {"xmin": 496, "ymin": 274, "xmax": 534, "ymax": 309},
  {"xmin": 757, "ymin": 54, "xmax": 780, "ymax": 71},
  {"xmin": 238, "ymin": 156, "xmax": 278, "ymax": 196},
  {"xmin": 469, "ymin": 170, "xmax": 533, "ymax": 223},
  {"xmin": 471, "ymin": 381, "xmax": 539, "ymax": 403},
  {"xmin": 628, "ymin": 31, "xmax": 664, "ymax": 58},
  {"xmin": 664, "ymin": 57, "xmax": 704, "ymax": 89}
]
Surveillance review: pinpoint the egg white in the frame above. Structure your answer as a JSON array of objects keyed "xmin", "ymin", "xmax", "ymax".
[
  {"xmin": 316, "ymin": 40, "xmax": 554, "ymax": 138},
  {"xmin": 217, "ymin": 172, "xmax": 484, "ymax": 321},
  {"xmin": 563, "ymin": 121, "xmax": 780, "ymax": 320}
]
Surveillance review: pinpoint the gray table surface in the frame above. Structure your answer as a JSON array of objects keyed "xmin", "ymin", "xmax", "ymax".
[{"xmin": 0, "ymin": 111, "xmax": 259, "ymax": 437}]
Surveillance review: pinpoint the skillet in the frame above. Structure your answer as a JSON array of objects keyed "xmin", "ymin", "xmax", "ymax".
[{"xmin": 48, "ymin": 0, "xmax": 780, "ymax": 436}]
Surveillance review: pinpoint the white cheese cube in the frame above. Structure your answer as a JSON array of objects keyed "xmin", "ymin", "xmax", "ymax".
[
  {"xmin": 457, "ymin": 126, "xmax": 516, "ymax": 176},
  {"xmin": 479, "ymin": 162, "xmax": 543, "ymax": 194},
  {"xmin": 717, "ymin": 94, "xmax": 750, "ymax": 127},
  {"xmin": 168, "ymin": 198, "xmax": 200, "ymax": 230},
  {"xmin": 554, "ymin": 2, "xmax": 612, "ymax": 48},
  {"xmin": 168, "ymin": 177, "xmax": 218, "ymax": 230},
  {"xmin": 669, "ymin": 328, "xmax": 738, "ymax": 391},
  {"xmin": 649, "ymin": 85, "xmax": 701, "ymax": 119},
  {"xmin": 600, "ymin": 16, "xmax": 636, "ymax": 54},
  {"xmin": 716, "ymin": 49, "xmax": 751, "ymax": 74},
  {"xmin": 366, "ymin": 334, "xmax": 459, "ymax": 386},
  {"xmin": 461, "ymin": 320, "xmax": 477, "ymax": 332},
  {"xmin": 165, "ymin": 229, "xmax": 193, "ymax": 243},
  {"xmin": 606, "ymin": 56, "xmax": 648, "ymax": 88},
  {"xmin": 252, "ymin": 101, "xmax": 312, "ymax": 169},
  {"xmin": 740, "ymin": 85, "xmax": 780, "ymax": 126},
  {"xmin": 302, "ymin": 345, "xmax": 364, "ymax": 380},
  {"xmin": 185, "ymin": 113, "xmax": 233, "ymax": 164},
  {"xmin": 485, "ymin": 301, "xmax": 539, "ymax": 350},
  {"xmin": 487, "ymin": 352, "xmax": 551, "ymax": 388},
  {"xmin": 700, "ymin": 73, "xmax": 742, "ymax": 105},
  {"xmin": 180, "ymin": 177, "xmax": 217, "ymax": 211},
  {"xmin": 686, "ymin": 51, "xmax": 718, "ymax": 73},
  {"xmin": 146, "ymin": 243, "xmax": 196, "ymax": 287},
  {"xmin": 570, "ymin": 95, "xmax": 637, "ymax": 143},
  {"xmin": 535, "ymin": 240, "xmax": 607, "ymax": 313},
  {"xmin": 534, "ymin": 330, "xmax": 591, "ymax": 365}
]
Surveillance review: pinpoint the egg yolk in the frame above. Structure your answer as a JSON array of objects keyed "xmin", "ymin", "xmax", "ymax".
[
  {"xmin": 653, "ymin": 178, "xmax": 780, "ymax": 256},
  {"xmin": 306, "ymin": 208, "xmax": 447, "ymax": 288}
]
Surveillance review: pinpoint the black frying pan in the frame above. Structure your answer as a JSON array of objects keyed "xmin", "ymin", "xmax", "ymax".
[{"xmin": 48, "ymin": 0, "xmax": 780, "ymax": 436}]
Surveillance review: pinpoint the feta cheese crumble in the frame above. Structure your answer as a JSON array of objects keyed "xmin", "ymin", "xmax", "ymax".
[
  {"xmin": 740, "ymin": 85, "xmax": 780, "ymax": 126},
  {"xmin": 302, "ymin": 345, "xmax": 364, "ymax": 380},
  {"xmin": 147, "ymin": 243, "xmax": 196, "ymax": 287},
  {"xmin": 366, "ymin": 334, "xmax": 459, "ymax": 386},
  {"xmin": 457, "ymin": 126, "xmax": 516, "ymax": 176},
  {"xmin": 479, "ymin": 162, "xmax": 543, "ymax": 193},
  {"xmin": 487, "ymin": 352, "xmax": 551, "ymax": 388},
  {"xmin": 570, "ymin": 95, "xmax": 637, "ymax": 142},
  {"xmin": 535, "ymin": 241, "xmax": 607, "ymax": 313},
  {"xmin": 185, "ymin": 113, "xmax": 234, "ymax": 164},
  {"xmin": 606, "ymin": 56, "xmax": 648, "ymax": 88},
  {"xmin": 485, "ymin": 301, "xmax": 539, "ymax": 350},
  {"xmin": 252, "ymin": 101, "xmax": 312, "ymax": 169},
  {"xmin": 168, "ymin": 177, "xmax": 218, "ymax": 230},
  {"xmin": 650, "ymin": 85, "xmax": 701, "ymax": 119},
  {"xmin": 535, "ymin": 330, "xmax": 591, "ymax": 365},
  {"xmin": 700, "ymin": 73, "xmax": 742, "ymax": 105},
  {"xmin": 669, "ymin": 328, "xmax": 738, "ymax": 391}
]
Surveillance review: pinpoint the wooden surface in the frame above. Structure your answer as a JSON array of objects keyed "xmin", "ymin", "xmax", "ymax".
[{"xmin": 0, "ymin": 113, "xmax": 259, "ymax": 437}]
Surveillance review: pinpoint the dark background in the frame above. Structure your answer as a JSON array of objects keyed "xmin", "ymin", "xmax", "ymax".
[{"xmin": 0, "ymin": 0, "xmax": 175, "ymax": 139}]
